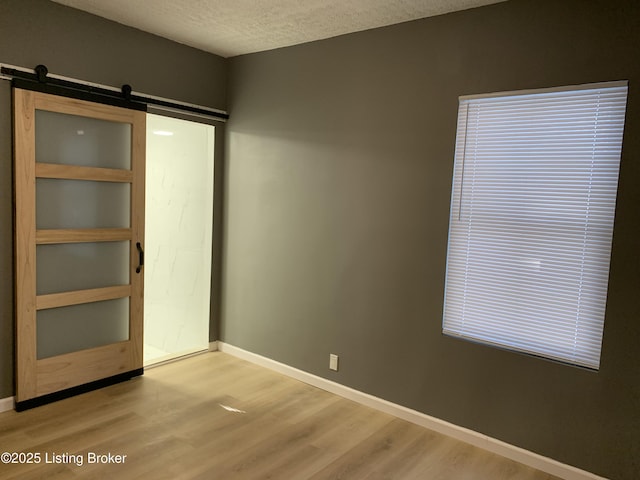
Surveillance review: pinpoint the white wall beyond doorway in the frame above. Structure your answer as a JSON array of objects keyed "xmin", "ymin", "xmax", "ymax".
[{"xmin": 144, "ymin": 114, "xmax": 215, "ymax": 365}]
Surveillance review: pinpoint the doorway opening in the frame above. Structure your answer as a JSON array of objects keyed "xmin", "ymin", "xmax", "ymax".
[{"xmin": 144, "ymin": 114, "xmax": 214, "ymax": 365}]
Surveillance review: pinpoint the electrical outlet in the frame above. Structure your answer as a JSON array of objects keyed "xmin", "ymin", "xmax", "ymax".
[{"xmin": 329, "ymin": 354, "xmax": 339, "ymax": 371}]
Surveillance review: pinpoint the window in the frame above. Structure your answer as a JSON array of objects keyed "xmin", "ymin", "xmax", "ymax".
[{"xmin": 443, "ymin": 82, "xmax": 628, "ymax": 369}]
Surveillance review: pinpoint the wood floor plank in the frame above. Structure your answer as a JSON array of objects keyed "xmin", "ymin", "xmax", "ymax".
[{"xmin": 0, "ymin": 352, "xmax": 561, "ymax": 480}]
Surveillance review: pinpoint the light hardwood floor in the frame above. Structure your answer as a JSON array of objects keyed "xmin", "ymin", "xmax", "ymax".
[{"xmin": 0, "ymin": 352, "xmax": 560, "ymax": 479}]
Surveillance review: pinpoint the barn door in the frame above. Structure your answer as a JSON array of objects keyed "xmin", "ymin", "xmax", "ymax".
[{"xmin": 13, "ymin": 88, "xmax": 145, "ymax": 410}]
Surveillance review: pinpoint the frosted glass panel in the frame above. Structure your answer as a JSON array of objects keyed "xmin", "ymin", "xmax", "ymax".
[
  {"xmin": 37, "ymin": 298, "xmax": 130, "ymax": 359},
  {"xmin": 37, "ymin": 242, "xmax": 130, "ymax": 295},
  {"xmin": 36, "ymin": 178, "xmax": 130, "ymax": 229},
  {"xmin": 36, "ymin": 110, "xmax": 131, "ymax": 169}
]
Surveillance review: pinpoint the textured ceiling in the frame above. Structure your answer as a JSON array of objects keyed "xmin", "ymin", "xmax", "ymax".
[{"xmin": 50, "ymin": 0, "xmax": 508, "ymax": 58}]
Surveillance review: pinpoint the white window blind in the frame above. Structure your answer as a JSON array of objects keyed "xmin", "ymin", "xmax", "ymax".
[{"xmin": 443, "ymin": 81, "xmax": 628, "ymax": 369}]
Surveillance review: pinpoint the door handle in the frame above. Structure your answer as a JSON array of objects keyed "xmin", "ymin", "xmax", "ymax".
[{"xmin": 136, "ymin": 242, "xmax": 144, "ymax": 273}]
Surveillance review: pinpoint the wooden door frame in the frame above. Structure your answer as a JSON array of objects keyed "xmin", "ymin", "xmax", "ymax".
[{"xmin": 13, "ymin": 88, "xmax": 146, "ymax": 410}]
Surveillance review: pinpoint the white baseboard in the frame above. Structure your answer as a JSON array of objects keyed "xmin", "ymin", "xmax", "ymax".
[
  {"xmin": 209, "ymin": 341, "xmax": 219, "ymax": 352},
  {"xmin": 216, "ymin": 342, "xmax": 606, "ymax": 480},
  {"xmin": 0, "ymin": 396, "xmax": 14, "ymax": 413}
]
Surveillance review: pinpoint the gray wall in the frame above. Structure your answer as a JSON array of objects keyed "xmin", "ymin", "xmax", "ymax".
[
  {"xmin": 0, "ymin": 0, "xmax": 227, "ymax": 398},
  {"xmin": 222, "ymin": 0, "xmax": 640, "ymax": 478}
]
